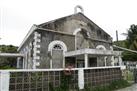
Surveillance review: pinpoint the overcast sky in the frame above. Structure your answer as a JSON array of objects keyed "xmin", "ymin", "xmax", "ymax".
[{"xmin": 0, "ymin": 0, "xmax": 137, "ymax": 46}]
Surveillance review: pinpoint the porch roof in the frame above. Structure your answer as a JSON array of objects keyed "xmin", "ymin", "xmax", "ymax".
[
  {"xmin": 65, "ymin": 48, "xmax": 122, "ymax": 57},
  {"xmin": 0, "ymin": 53, "xmax": 24, "ymax": 57}
]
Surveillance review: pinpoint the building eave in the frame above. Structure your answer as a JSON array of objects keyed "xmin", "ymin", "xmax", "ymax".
[{"xmin": 65, "ymin": 48, "xmax": 122, "ymax": 57}]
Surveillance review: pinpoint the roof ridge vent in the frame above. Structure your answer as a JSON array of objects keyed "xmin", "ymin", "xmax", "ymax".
[{"xmin": 74, "ymin": 5, "xmax": 84, "ymax": 14}]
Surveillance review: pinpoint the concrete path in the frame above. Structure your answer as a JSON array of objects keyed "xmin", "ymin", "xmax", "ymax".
[{"xmin": 116, "ymin": 83, "xmax": 137, "ymax": 91}]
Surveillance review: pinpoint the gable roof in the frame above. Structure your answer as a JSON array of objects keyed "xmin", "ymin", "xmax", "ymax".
[
  {"xmin": 18, "ymin": 13, "xmax": 112, "ymax": 51},
  {"xmin": 38, "ymin": 12, "xmax": 111, "ymax": 37}
]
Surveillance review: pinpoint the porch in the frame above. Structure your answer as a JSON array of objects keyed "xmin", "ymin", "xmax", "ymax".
[{"xmin": 64, "ymin": 48, "xmax": 122, "ymax": 68}]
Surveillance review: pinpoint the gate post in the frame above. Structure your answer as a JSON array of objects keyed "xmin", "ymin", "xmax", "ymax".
[
  {"xmin": 0, "ymin": 71, "xmax": 10, "ymax": 91},
  {"xmin": 78, "ymin": 69, "xmax": 84, "ymax": 89}
]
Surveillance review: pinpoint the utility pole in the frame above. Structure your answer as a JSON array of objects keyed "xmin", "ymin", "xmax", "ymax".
[{"xmin": 116, "ymin": 30, "xmax": 118, "ymax": 42}]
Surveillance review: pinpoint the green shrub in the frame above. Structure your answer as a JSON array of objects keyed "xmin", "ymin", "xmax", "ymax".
[
  {"xmin": 49, "ymin": 76, "xmax": 130, "ymax": 91},
  {"xmin": 109, "ymin": 79, "xmax": 130, "ymax": 90},
  {"xmin": 89, "ymin": 86, "xmax": 110, "ymax": 91},
  {"xmin": 84, "ymin": 79, "xmax": 130, "ymax": 91}
]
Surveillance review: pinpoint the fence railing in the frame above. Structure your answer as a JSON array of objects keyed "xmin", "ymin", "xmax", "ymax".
[{"xmin": 0, "ymin": 66, "xmax": 122, "ymax": 91}]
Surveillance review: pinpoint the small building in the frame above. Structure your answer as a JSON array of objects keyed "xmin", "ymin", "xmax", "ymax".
[
  {"xmin": 123, "ymin": 61, "xmax": 137, "ymax": 70},
  {"xmin": 17, "ymin": 7, "xmax": 122, "ymax": 69}
]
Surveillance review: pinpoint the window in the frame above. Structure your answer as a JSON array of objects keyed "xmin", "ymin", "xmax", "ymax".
[
  {"xmin": 53, "ymin": 44, "xmax": 62, "ymax": 50},
  {"xmin": 98, "ymin": 47, "xmax": 104, "ymax": 50},
  {"xmin": 96, "ymin": 45, "xmax": 106, "ymax": 50}
]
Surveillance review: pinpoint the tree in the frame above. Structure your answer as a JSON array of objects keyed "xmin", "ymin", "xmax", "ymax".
[
  {"xmin": 118, "ymin": 24, "xmax": 137, "ymax": 61},
  {"xmin": 0, "ymin": 45, "xmax": 18, "ymax": 69},
  {"xmin": 126, "ymin": 24, "xmax": 137, "ymax": 50}
]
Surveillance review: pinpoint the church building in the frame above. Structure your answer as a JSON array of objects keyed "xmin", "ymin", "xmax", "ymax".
[{"xmin": 17, "ymin": 6, "xmax": 122, "ymax": 69}]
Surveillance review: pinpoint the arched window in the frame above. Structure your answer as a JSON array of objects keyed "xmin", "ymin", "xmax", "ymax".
[
  {"xmin": 48, "ymin": 40, "xmax": 67, "ymax": 68},
  {"xmin": 96, "ymin": 45, "xmax": 107, "ymax": 66},
  {"xmin": 96, "ymin": 45, "xmax": 106, "ymax": 50},
  {"xmin": 53, "ymin": 44, "xmax": 62, "ymax": 50},
  {"xmin": 73, "ymin": 28, "xmax": 90, "ymax": 50},
  {"xmin": 48, "ymin": 40, "xmax": 67, "ymax": 52}
]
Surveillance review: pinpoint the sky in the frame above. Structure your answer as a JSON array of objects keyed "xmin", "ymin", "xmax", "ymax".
[{"xmin": 0, "ymin": 0, "xmax": 137, "ymax": 46}]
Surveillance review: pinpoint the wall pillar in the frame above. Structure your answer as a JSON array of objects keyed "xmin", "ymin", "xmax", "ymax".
[
  {"xmin": 84, "ymin": 54, "xmax": 88, "ymax": 68},
  {"xmin": 111, "ymin": 56, "xmax": 115, "ymax": 66},
  {"xmin": 17, "ymin": 57, "xmax": 20, "ymax": 68},
  {"xmin": 104, "ymin": 56, "xmax": 107, "ymax": 66},
  {"xmin": 78, "ymin": 69, "xmax": 84, "ymax": 89},
  {"xmin": 23, "ymin": 57, "xmax": 25, "ymax": 69},
  {"xmin": 50, "ymin": 59, "xmax": 52, "ymax": 69},
  {"xmin": 0, "ymin": 71, "xmax": 10, "ymax": 91},
  {"xmin": 75, "ymin": 36, "xmax": 77, "ymax": 50},
  {"xmin": 118, "ymin": 56, "xmax": 122, "ymax": 66},
  {"xmin": 63, "ymin": 54, "xmax": 65, "ymax": 68},
  {"xmin": 33, "ymin": 32, "xmax": 41, "ymax": 69}
]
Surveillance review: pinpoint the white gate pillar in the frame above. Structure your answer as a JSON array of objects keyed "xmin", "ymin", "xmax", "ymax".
[
  {"xmin": 0, "ymin": 71, "xmax": 10, "ymax": 91},
  {"xmin": 78, "ymin": 69, "xmax": 84, "ymax": 89}
]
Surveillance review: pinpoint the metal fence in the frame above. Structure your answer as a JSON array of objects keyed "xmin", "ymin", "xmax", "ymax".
[{"xmin": 0, "ymin": 66, "xmax": 122, "ymax": 91}]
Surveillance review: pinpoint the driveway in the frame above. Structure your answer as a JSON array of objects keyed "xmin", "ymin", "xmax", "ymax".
[{"xmin": 116, "ymin": 83, "xmax": 137, "ymax": 91}]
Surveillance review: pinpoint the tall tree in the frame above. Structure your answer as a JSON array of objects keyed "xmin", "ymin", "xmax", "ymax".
[
  {"xmin": 119, "ymin": 24, "xmax": 137, "ymax": 61},
  {"xmin": 126, "ymin": 24, "xmax": 137, "ymax": 50}
]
